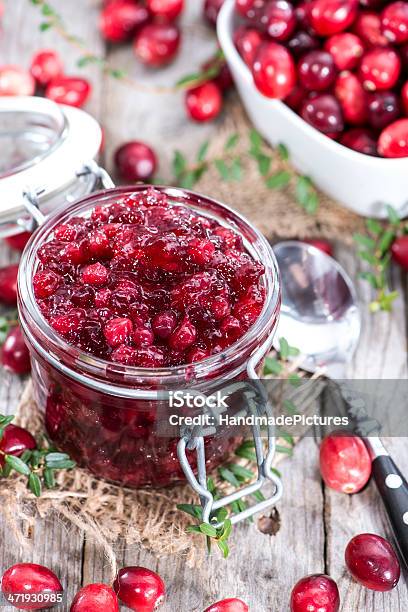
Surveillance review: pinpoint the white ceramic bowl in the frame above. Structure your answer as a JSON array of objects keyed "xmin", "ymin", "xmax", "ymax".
[{"xmin": 218, "ymin": 0, "xmax": 408, "ymax": 219}]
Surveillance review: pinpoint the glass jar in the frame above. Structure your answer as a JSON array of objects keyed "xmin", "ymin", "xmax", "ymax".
[{"xmin": 18, "ymin": 186, "xmax": 281, "ymax": 489}]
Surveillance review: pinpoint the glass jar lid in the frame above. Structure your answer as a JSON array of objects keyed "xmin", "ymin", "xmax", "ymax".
[{"xmin": 0, "ymin": 96, "xmax": 102, "ymax": 235}]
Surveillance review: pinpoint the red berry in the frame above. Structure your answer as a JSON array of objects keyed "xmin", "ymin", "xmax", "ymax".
[
  {"xmin": 202, "ymin": 57, "xmax": 234, "ymax": 92},
  {"xmin": 304, "ymin": 239, "xmax": 333, "ymax": 256},
  {"xmin": 335, "ymin": 71, "xmax": 367, "ymax": 125},
  {"xmin": 252, "ymin": 41, "xmax": 296, "ymax": 99},
  {"xmin": 367, "ymin": 91, "xmax": 400, "ymax": 130},
  {"xmin": 319, "ymin": 431, "xmax": 371, "ymax": 493},
  {"xmin": 340, "ymin": 128, "xmax": 378, "ymax": 156},
  {"xmin": 45, "ymin": 76, "xmax": 91, "ymax": 107},
  {"xmin": 381, "ymin": 1, "xmax": 408, "ymax": 44},
  {"xmin": 378, "ymin": 118, "xmax": 408, "ymax": 157},
  {"xmin": 188, "ymin": 238, "xmax": 215, "ymax": 265},
  {"xmin": 285, "ymin": 84, "xmax": 307, "ymax": 110},
  {"xmin": 290, "ymin": 574, "xmax": 340, "ymax": 612},
  {"xmin": 359, "ymin": 48, "xmax": 401, "ymax": 91},
  {"xmin": 152, "ymin": 310, "xmax": 177, "ymax": 338},
  {"xmin": 204, "ymin": 0, "xmax": 225, "ymax": 26},
  {"xmin": 81, "ymin": 262, "xmax": 108, "ymax": 286},
  {"xmin": 309, "ymin": 0, "xmax": 359, "ymax": 36},
  {"xmin": 287, "ymin": 31, "xmax": 319, "ymax": 59},
  {"xmin": 70, "ymin": 583, "xmax": 119, "ymax": 612},
  {"xmin": 0, "ymin": 264, "xmax": 19, "ymax": 305},
  {"xmin": 5, "ymin": 232, "xmax": 32, "ymax": 252},
  {"xmin": 234, "ymin": 26, "xmax": 265, "ymax": 66},
  {"xmin": 204, "ymin": 598, "xmax": 249, "ymax": 612},
  {"xmin": 113, "ymin": 566, "xmax": 165, "ymax": 612},
  {"xmin": 0, "ymin": 424, "xmax": 36, "ymax": 468},
  {"xmin": 33, "ymin": 270, "xmax": 61, "ymax": 299},
  {"xmin": 147, "ymin": 0, "xmax": 184, "ymax": 21},
  {"xmin": 298, "ymin": 50, "xmax": 337, "ymax": 92},
  {"xmin": 0, "ymin": 65, "xmax": 35, "ymax": 96},
  {"xmin": 114, "ymin": 141, "xmax": 157, "ymax": 182},
  {"xmin": 30, "ymin": 50, "xmax": 63, "ymax": 87},
  {"xmin": 100, "ymin": 0, "xmax": 150, "ymax": 42},
  {"xmin": 391, "ymin": 235, "xmax": 408, "ymax": 269},
  {"xmin": 263, "ymin": 0, "xmax": 296, "ymax": 41},
  {"xmin": 324, "ymin": 32, "xmax": 363, "ymax": 70},
  {"xmin": 235, "ymin": 0, "xmax": 259, "ymax": 19},
  {"xmin": 169, "ymin": 317, "xmax": 196, "ymax": 350},
  {"xmin": 345, "ymin": 534, "xmax": 400, "ymax": 591},
  {"xmin": 104, "ymin": 317, "xmax": 133, "ymax": 347},
  {"xmin": 354, "ymin": 11, "xmax": 388, "ymax": 47},
  {"xmin": 133, "ymin": 326, "xmax": 154, "ymax": 347},
  {"xmin": 301, "ymin": 94, "xmax": 344, "ymax": 135},
  {"xmin": 185, "ymin": 82, "xmax": 223, "ymax": 122},
  {"xmin": 1, "ymin": 563, "xmax": 63, "ymax": 610},
  {"xmin": 402, "ymin": 81, "xmax": 408, "ymax": 114},
  {"xmin": 134, "ymin": 23, "xmax": 180, "ymax": 66}
]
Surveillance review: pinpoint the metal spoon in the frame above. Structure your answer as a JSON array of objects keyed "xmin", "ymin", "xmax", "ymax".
[{"xmin": 273, "ymin": 240, "xmax": 408, "ymax": 568}]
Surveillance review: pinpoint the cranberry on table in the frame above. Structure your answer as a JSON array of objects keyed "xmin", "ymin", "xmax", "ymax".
[
  {"xmin": 298, "ymin": 50, "xmax": 337, "ymax": 92},
  {"xmin": 378, "ymin": 119, "xmax": 408, "ymax": 157},
  {"xmin": 99, "ymin": 0, "xmax": 150, "ymax": 42},
  {"xmin": 113, "ymin": 566, "xmax": 165, "ymax": 612},
  {"xmin": 381, "ymin": 1, "xmax": 408, "ymax": 44},
  {"xmin": 0, "ymin": 424, "xmax": 36, "ymax": 468},
  {"xmin": 147, "ymin": 0, "xmax": 184, "ymax": 21},
  {"xmin": 5, "ymin": 231, "xmax": 32, "ymax": 252},
  {"xmin": 204, "ymin": 598, "xmax": 249, "ymax": 612},
  {"xmin": 204, "ymin": 0, "xmax": 225, "ymax": 26},
  {"xmin": 0, "ymin": 264, "xmax": 18, "ymax": 305},
  {"xmin": 134, "ymin": 22, "xmax": 180, "ymax": 66},
  {"xmin": 234, "ymin": 26, "xmax": 265, "ymax": 66},
  {"xmin": 30, "ymin": 50, "xmax": 63, "ymax": 87},
  {"xmin": 1, "ymin": 327, "xmax": 31, "ymax": 375},
  {"xmin": 341, "ymin": 128, "xmax": 378, "ymax": 156},
  {"xmin": 252, "ymin": 41, "xmax": 296, "ymax": 99},
  {"xmin": 262, "ymin": 0, "xmax": 296, "ymax": 41},
  {"xmin": 391, "ymin": 235, "xmax": 408, "ymax": 270},
  {"xmin": 70, "ymin": 583, "xmax": 119, "ymax": 612},
  {"xmin": 290, "ymin": 574, "xmax": 340, "ymax": 612},
  {"xmin": 0, "ymin": 65, "xmax": 35, "ymax": 96},
  {"xmin": 185, "ymin": 81, "xmax": 223, "ymax": 122},
  {"xmin": 309, "ymin": 0, "xmax": 359, "ymax": 36},
  {"xmin": 304, "ymin": 239, "xmax": 333, "ymax": 256},
  {"xmin": 319, "ymin": 431, "xmax": 371, "ymax": 493},
  {"xmin": 335, "ymin": 71, "xmax": 367, "ymax": 125},
  {"xmin": 345, "ymin": 533, "xmax": 400, "ymax": 591},
  {"xmin": 324, "ymin": 32, "xmax": 363, "ymax": 70},
  {"xmin": 45, "ymin": 76, "xmax": 91, "ymax": 108},
  {"xmin": 366, "ymin": 91, "xmax": 400, "ymax": 131},
  {"xmin": 359, "ymin": 48, "xmax": 401, "ymax": 91},
  {"xmin": 354, "ymin": 11, "xmax": 388, "ymax": 46},
  {"xmin": 1, "ymin": 563, "xmax": 63, "ymax": 610},
  {"xmin": 300, "ymin": 94, "xmax": 344, "ymax": 135},
  {"xmin": 114, "ymin": 141, "xmax": 157, "ymax": 182}
]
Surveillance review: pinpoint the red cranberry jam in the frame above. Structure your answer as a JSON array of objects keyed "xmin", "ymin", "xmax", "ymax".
[{"xmin": 32, "ymin": 187, "xmax": 266, "ymax": 367}]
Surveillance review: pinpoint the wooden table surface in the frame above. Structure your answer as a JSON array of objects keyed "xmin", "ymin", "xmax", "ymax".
[{"xmin": 0, "ymin": 1, "xmax": 407, "ymax": 610}]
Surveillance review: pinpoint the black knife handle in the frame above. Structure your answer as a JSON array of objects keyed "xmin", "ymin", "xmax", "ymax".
[{"xmin": 372, "ymin": 454, "xmax": 408, "ymax": 568}]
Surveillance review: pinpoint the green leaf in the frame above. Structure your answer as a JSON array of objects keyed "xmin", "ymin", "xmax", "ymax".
[
  {"xmin": 0, "ymin": 414, "xmax": 14, "ymax": 426},
  {"xmin": 5, "ymin": 455, "xmax": 31, "ymax": 476},
  {"xmin": 366, "ymin": 218, "xmax": 382, "ymax": 235},
  {"xmin": 207, "ymin": 476, "xmax": 216, "ymax": 495},
  {"xmin": 45, "ymin": 452, "xmax": 70, "ymax": 463},
  {"xmin": 354, "ymin": 233, "xmax": 376, "ymax": 250},
  {"xmin": 252, "ymin": 489, "xmax": 266, "ymax": 502},
  {"xmin": 279, "ymin": 337, "xmax": 290, "ymax": 359},
  {"xmin": 217, "ymin": 539, "xmax": 230, "ymax": 558},
  {"xmin": 358, "ymin": 251, "xmax": 378, "ymax": 265},
  {"xmin": 177, "ymin": 503, "xmax": 203, "ymax": 519},
  {"xmin": 110, "ymin": 69, "xmax": 126, "ymax": 79},
  {"xmin": 44, "ymin": 468, "xmax": 55, "ymax": 489},
  {"xmin": 228, "ymin": 463, "xmax": 254, "ymax": 481},
  {"xmin": 230, "ymin": 499, "xmax": 247, "ymax": 515},
  {"xmin": 45, "ymin": 459, "xmax": 76, "ymax": 470},
  {"xmin": 225, "ymin": 133, "xmax": 239, "ymax": 151},
  {"xmin": 276, "ymin": 444, "xmax": 293, "ymax": 456},
  {"xmin": 304, "ymin": 191, "xmax": 318, "ymax": 214},
  {"xmin": 230, "ymin": 158, "xmax": 242, "ymax": 181},
  {"xmin": 277, "ymin": 143, "xmax": 289, "ymax": 161},
  {"xmin": 199, "ymin": 523, "xmax": 217, "ymax": 538},
  {"xmin": 28, "ymin": 473, "xmax": 42, "ymax": 497},
  {"xmin": 186, "ymin": 525, "xmax": 202, "ymax": 534},
  {"xmin": 386, "ymin": 205, "xmax": 400, "ymax": 225},
  {"xmin": 278, "ymin": 431, "xmax": 295, "ymax": 446},
  {"xmin": 178, "ymin": 171, "xmax": 197, "ymax": 189},
  {"xmin": 172, "ymin": 151, "xmax": 187, "ymax": 178},
  {"xmin": 263, "ymin": 357, "xmax": 283, "ymax": 376},
  {"xmin": 214, "ymin": 159, "xmax": 230, "ymax": 181},
  {"xmin": 266, "ymin": 171, "xmax": 291, "ymax": 190},
  {"xmin": 288, "ymin": 372, "xmax": 302, "ymax": 387},
  {"xmin": 20, "ymin": 450, "xmax": 33, "ymax": 464},
  {"xmin": 288, "ymin": 345, "xmax": 300, "ymax": 357},
  {"xmin": 235, "ymin": 446, "xmax": 257, "ymax": 461},
  {"xmin": 218, "ymin": 466, "xmax": 240, "ymax": 487},
  {"xmin": 215, "ymin": 507, "xmax": 228, "ymax": 523},
  {"xmin": 283, "ymin": 399, "xmax": 298, "ymax": 415},
  {"xmin": 197, "ymin": 141, "xmax": 210, "ymax": 163},
  {"xmin": 39, "ymin": 22, "xmax": 52, "ymax": 31},
  {"xmin": 256, "ymin": 154, "xmax": 272, "ymax": 177},
  {"xmin": 218, "ymin": 519, "xmax": 232, "ymax": 541},
  {"xmin": 249, "ymin": 129, "xmax": 263, "ymax": 152},
  {"xmin": 379, "ymin": 230, "xmax": 396, "ymax": 255},
  {"xmin": 176, "ymin": 73, "xmax": 201, "ymax": 87},
  {"xmin": 359, "ymin": 271, "xmax": 380, "ymax": 289}
]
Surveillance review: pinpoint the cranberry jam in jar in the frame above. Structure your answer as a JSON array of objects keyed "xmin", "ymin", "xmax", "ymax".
[{"xmin": 18, "ymin": 186, "xmax": 280, "ymax": 488}]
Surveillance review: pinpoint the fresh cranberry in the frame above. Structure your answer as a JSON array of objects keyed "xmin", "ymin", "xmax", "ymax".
[
  {"xmin": 185, "ymin": 82, "xmax": 223, "ymax": 122},
  {"xmin": 262, "ymin": 0, "xmax": 296, "ymax": 41},
  {"xmin": 324, "ymin": 32, "xmax": 363, "ymax": 70},
  {"xmin": 285, "ymin": 84, "xmax": 307, "ymax": 110},
  {"xmin": 319, "ymin": 431, "xmax": 371, "ymax": 493},
  {"xmin": 252, "ymin": 41, "xmax": 296, "ymax": 99},
  {"xmin": 204, "ymin": 599, "xmax": 249, "ymax": 612},
  {"xmin": 0, "ymin": 65, "xmax": 35, "ymax": 96},
  {"xmin": 113, "ymin": 567, "xmax": 165, "ymax": 612},
  {"xmin": 402, "ymin": 81, "xmax": 408, "ymax": 114},
  {"xmin": 0, "ymin": 264, "xmax": 18, "ymax": 305},
  {"xmin": 30, "ymin": 50, "xmax": 63, "ymax": 87},
  {"xmin": 204, "ymin": 0, "xmax": 225, "ymax": 26},
  {"xmin": 33, "ymin": 270, "xmax": 61, "ymax": 299},
  {"xmin": 391, "ymin": 235, "xmax": 408, "ymax": 269},
  {"xmin": 45, "ymin": 76, "xmax": 91, "ymax": 107},
  {"xmin": 234, "ymin": 26, "xmax": 265, "ymax": 66},
  {"xmin": 290, "ymin": 574, "xmax": 340, "ymax": 612},
  {"xmin": 335, "ymin": 71, "xmax": 367, "ymax": 125},
  {"xmin": 309, "ymin": 0, "xmax": 358, "ymax": 36},
  {"xmin": 359, "ymin": 48, "xmax": 401, "ymax": 91},
  {"xmin": 114, "ymin": 141, "xmax": 157, "ymax": 183},
  {"xmin": 0, "ymin": 424, "xmax": 36, "ymax": 468},
  {"xmin": 301, "ymin": 94, "xmax": 344, "ymax": 135},
  {"xmin": 381, "ymin": 1, "xmax": 408, "ymax": 44},
  {"xmin": 287, "ymin": 31, "xmax": 319, "ymax": 58},
  {"xmin": 82, "ymin": 262, "xmax": 108, "ymax": 286},
  {"xmin": 5, "ymin": 232, "xmax": 32, "ymax": 252},
  {"xmin": 134, "ymin": 23, "xmax": 180, "ymax": 66},
  {"xmin": 235, "ymin": 0, "xmax": 260, "ymax": 19},
  {"xmin": 341, "ymin": 128, "xmax": 378, "ymax": 156},
  {"xmin": 354, "ymin": 11, "xmax": 388, "ymax": 46},
  {"xmin": 70, "ymin": 584, "xmax": 119, "ymax": 612},
  {"xmin": 298, "ymin": 50, "xmax": 337, "ymax": 92},
  {"xmin": 1, "ymin": 563, "xmax": 63, "ymax": 610},
  {"xmin": 304, "ymin": 239, "xmax": 333, "ymax": 256},
  {"xmin": 367, "ymin": 91, "xmax": 400, "ymax": 130},
  {"xmin": 147, "ymin": 0, "xmax": 184, "ymax": 21},
  {"xmin": 345, "ymin": 534, "xmax": 400, "ymax": 591},
  {"xmin": 400, "ymin": 42, "xmax": 408, "ymax": 70},
  {"xmin": 100, "ymin": 0, "xmax": 150, "ymax": 42},
  {"xmin": 378, "ymin": 118, "xmax": 408, "ymax": 157}
]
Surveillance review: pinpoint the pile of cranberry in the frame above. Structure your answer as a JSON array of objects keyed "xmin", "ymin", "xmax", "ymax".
[
  {"xmin": 32, "ymin": 187, "xmax": 265, "ymax": 368},
  {"xmin": 234, "ymin": 0, "xmax": 408, "ymax": 158}
]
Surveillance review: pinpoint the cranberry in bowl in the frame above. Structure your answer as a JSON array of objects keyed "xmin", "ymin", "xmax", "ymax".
[{"xmin": 18, "ymin": 186, "xmax": 280, "ymax": 489}]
